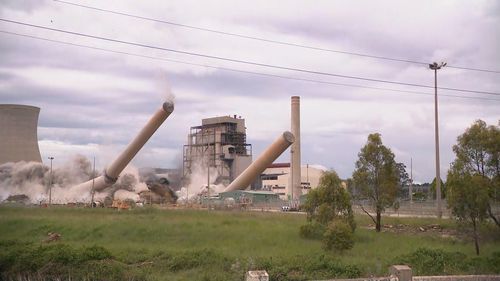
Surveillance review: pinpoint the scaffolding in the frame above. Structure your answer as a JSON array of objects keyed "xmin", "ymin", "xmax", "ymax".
[{"xmin": 183, "ymin": 117, "xmax": 252, "ymax": 186}]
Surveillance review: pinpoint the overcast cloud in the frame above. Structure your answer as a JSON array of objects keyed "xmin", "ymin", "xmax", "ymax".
[{"xmin": 0, "ymin": 0, "xmax": 499, "ymax": 183}]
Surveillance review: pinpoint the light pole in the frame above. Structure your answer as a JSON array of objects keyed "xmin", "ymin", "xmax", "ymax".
[
  {"xmin": 48, "ymin": 156, "xmax": 54, "ymax": 205},
  {"xmin": 91, "ymin": 156, "xmax": 95, "ymax": 207},
  {"xmin": 429, "ymin": 61, "xmax": 446, "ymax": 218},
  {"xmin": 409, "ymin": 158, "xmax": 413, "ymax": 203},
  {"xmin": 306, "ymin": 163, "xmax": 309, "ymax": 186}
]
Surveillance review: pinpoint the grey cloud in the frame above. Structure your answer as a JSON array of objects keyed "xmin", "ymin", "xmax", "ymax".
[
  {"xmin": 1, "ymin": 0, "xmax": 499, "ymax": 182},
  {"xmin": 0, "ymin": 0, "xmax": 47, "ymax": 14},
  {"xmin": 0, "ymin": 37, "xmax": 155, "ymax": 79}
]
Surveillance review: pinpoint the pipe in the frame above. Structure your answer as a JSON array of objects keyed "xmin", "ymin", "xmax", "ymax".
[
  {"xmin": 290, "ymin": 96, "xmax": 302, "ymax": 201},
  {"xmin": 224, "ymin": 131, "xmax": 295, "ymax": 192},
  {"xmin": 73, "ymin": 101, "xmax": 174, "ymax": 192}
]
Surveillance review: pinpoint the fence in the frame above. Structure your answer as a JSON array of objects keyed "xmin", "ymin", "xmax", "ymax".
[{"xmin": 353, "ymin": 200, "xmax": 500, "ymax": 218}]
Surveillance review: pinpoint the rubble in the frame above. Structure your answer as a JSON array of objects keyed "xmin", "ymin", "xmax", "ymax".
[
  {"xmin": 43, "ymin": 232, "xmax": 61, "ymax": 243},
  {"xmin": 4, "ymin": 194, "xmax": 30, "ymax": 204}
]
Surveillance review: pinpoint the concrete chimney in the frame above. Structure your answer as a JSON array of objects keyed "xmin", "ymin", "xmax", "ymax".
[
  {"xmin": 290, "ymin": 96, "xmax": 301, "ymax": 201},
  {"xmin": 73, "ymin": 101, "xmax": 174, "ymax": 192},
  {"xmin": 224, "ymin": 131, "xmax": 295, "ymax": 192}
]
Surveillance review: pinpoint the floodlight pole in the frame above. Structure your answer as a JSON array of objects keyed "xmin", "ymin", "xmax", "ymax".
[
  {"xmin": 306, "ymin": 163, "xmax": 309, "ymax": 185},
  {"xmin": 429, "ymin": 62, "xmax": 446, "ymax": 219},
  {"xmin": 410, "ymin": 158, "xmax": 413, "ymax": 203},
  {"xmin": 48, "ymin": 156, "xmax": 54, "ymax": 205},
  {"xmin": 91, "ymin": 156, "xmax": 95, "ymax": 207}
]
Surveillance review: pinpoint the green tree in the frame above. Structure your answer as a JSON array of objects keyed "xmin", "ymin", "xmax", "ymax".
[
  {"xmin": 451, "ymin": 120, "xmax": 500, "ymax": 227},
  {"xmin": 429, "ymin": 177, "xmax": 446, "ymax": 199},
  {"xmin": 302, "ymin": 171, "xmax": 356, "ymax": 231},
  {"xmin": 352, "ymin": 133, "xmax": 399, "ymax": 232},
  {"xmin": 396, "ymin": 162, "xmax": 410, "ymax": 199},
  {"xmin": 446, "ymin": 166, "xmax": 490, "ymax": 255},
  {"xmin": 396, "ymin": 162, "xmax": 411, "ymax": 187}
]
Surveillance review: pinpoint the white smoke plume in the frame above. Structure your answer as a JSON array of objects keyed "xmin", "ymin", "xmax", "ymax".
[
  {"xmin": 176, "ymin": 160, "xmax": 226, "ymax": 203},
  {"xmin": 155, "ymin": 74, "xmax": 175, "ymax": 104},
  {"xmin": 0, "ymin": 155, "xmax": 149, "ymax": 204}
]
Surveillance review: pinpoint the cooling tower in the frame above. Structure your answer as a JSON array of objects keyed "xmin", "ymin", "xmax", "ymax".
[{"xmin": 0, "ymin": 104, "xmax": 42, "ymax": 164}]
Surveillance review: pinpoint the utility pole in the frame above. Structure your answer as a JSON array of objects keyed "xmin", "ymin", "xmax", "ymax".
[
  {"xmin": 306, "ymin": 163, "xmax": 309, "ymax": 185},
  {"xmin": 429, "ymin": 61, "xmax": 446, "ymax": 218},
  {"xmin": 410, "ymin": 158, "xmax": 413, "ymax": 203},
  {"xmin": 91, "ymin": 156, "xmax": 95, "ymax": 207},
  {"xmin": 290, "ymin": 154, "xmax": 293, "ymax": 205},
  {"xmin": 48, "ymin": 156, "xmax": 54, "ymax": 205},
  {"xmin": 207, "ymin": 153, "xmax": 210, "ymax": 210},
  {"xmin": 207, "ymin": 129, "xmax": 212, "ymax": 210}
]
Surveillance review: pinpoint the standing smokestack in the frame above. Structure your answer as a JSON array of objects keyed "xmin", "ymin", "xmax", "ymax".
[
  {"xmin": 73, "ymin": 101, "xmax": 174, "ymax": 192},
  {"xmin": 290, "ymin": 96, "xmax": 301, "ymax": 202},
  {"xmin": 224, "ymin": 132, "xmax": 295, "ymax": 192}
]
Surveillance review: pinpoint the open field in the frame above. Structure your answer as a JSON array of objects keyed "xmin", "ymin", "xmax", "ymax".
[{"xmin": 0, "ymin": 206, "xmax": 499, "ymax": 281}]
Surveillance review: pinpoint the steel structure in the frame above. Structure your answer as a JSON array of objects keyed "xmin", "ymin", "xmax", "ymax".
[{"xmin": 183, "ymin": 115, "xmax": 252, "ymax": 186}]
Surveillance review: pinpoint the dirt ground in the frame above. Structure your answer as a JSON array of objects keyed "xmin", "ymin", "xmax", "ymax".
[{"xmin": 363, "ymin": 223, "xmax": 459, "ymax": 239}]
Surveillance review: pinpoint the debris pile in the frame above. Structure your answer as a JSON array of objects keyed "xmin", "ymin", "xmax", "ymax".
[{"xmin": 43, "ymin": 232, "xmax": 61, "ymax": 243}]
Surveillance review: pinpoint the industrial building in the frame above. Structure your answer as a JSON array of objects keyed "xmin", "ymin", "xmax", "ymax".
[
  {"xmin": 0, "ymin": 104, "xmax": 42, "ymax": 164},
  {"xmin": 183, "ymin": 115, "xmax": 252, "ymax": 186},
  {"xmin": 219, "ymin": 190, "xmax": 280, "ymax": 204},
  {"xmin": 261, "ymin": 163, "xmax": 325, "ymax": 200}
]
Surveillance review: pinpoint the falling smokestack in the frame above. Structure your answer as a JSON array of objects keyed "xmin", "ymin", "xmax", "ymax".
[
  {"xmin": 290, "ymin": 96, "xmax": 301, "ymax": 201},
  {"xmin": 224, "ymin": 131, "xmax": 295, "ymax": 192},
  {"xmin": 73, "ymin": 101, "xmax": 174, "ymax": 192}
]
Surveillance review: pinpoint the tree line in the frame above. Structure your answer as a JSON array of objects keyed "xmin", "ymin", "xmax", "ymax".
[{"xmin": 301, "ymin": 119, "xmax": 499, "ymax": 254}]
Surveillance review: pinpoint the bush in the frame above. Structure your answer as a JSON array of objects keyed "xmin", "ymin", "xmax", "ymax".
[
  {"xmin": 395, "ymin": 247, "xmax": 467, "ymax": 275},
  {"xmin": 0, "ymin": 242, "xmax": 117, "ymax": 279},
  {"xmin": 255, "ymin": 254, "xmax": 361, "ymax": 280},
  {"xmin": 165, "ymin": 249, "xmax": 230, "ymax": 271},
  {"xmin": 303, "ymin": 171, "xmax": 356, "ymax": 232},
  {"xmin": 299, "ymin": 221, "xmax": 325, "ymax": 239},
  {"xmin": 322, "ymin": 220, "xmax": 354, "ymax": 252},
  {"xmin": 467, "ymin": 251, "xmax": 500, "ymax": 274},
  {"xmin": 80, "ymin": 245, "xmax": 113, "ymax": 261}
]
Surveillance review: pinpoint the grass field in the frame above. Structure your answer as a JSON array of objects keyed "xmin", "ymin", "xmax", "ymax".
[{"xmin": 0, "ymin": 206, "xmax": 499, "ymax": 280}]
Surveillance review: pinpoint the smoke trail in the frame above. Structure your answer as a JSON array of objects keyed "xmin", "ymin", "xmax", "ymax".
[
  {"xmin": 0, "ymin": 161, "xmax": 48, "ymax": 203},
  {"xmin": 176, "ymin": 160, "xmax": 226, "ymax": 203},
  {"xmin": 0, "ymin": 155, "xmax": 150, "ymax": 204},
  {"xmin": 155, "ymin": 74, "xmax": 175, "ymax": 104}
]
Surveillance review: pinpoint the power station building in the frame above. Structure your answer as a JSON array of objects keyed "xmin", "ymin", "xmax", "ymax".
[
  {"xmin": 183, "ymin": 115, "xmax": 252, "ymax": 186},
  {"xmin": 0, "ymin": 104, "xmax": 42, "ymax": 164},
  {"xmin": 261, "ymin": 163, "xmax": 325, "ymax": 200}
]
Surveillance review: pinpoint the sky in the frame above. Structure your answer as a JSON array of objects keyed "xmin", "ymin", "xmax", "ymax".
[{"xmin": 0, "ymin": 0, "xmax": 499, "ymax": 183}]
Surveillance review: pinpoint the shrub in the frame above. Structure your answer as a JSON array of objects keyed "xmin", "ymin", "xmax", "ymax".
[
  {"xmin": 0, "ymin": 242, "xmax": 116, "ymax": 279},
  {"xmin": 80, "ymin": 245, "xmax": 113, "ymax": 261},
  {"xmin": 322, "ymin": 220, "xmax": 354, "ymax": 252},
  {"xmin": 255, "ymin": 255, "xmax": 361, "ymax": 280},
  {"xmin": 395, "ymin": 247, "xmax": 467, "ymax": 275},
  {"xmin": 299, "ymin": 221, "xmax": 325, "ymax": 239},
  {"xmin": 166, "ymin": 249, "xmax": 229, "ymax": 271},
  {"xmin": 468, "ymin": 251, "xmax": 500, "ymax": 274},
  {"xmin": 303, "ymin": 171, "xmax": 356, "ymax": 232}
]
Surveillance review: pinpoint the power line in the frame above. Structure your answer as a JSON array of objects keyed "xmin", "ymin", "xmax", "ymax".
[
  {"xmin": 2, "ymin": 30, "xmax": 500, "ymax": 103},
  {"xmin": 53, "ymin": 0, "xmax": 500, "ymax": 74},
  {"xmin": 1, "ymin": 19, "xmax": 499, "ymax": 96}
]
